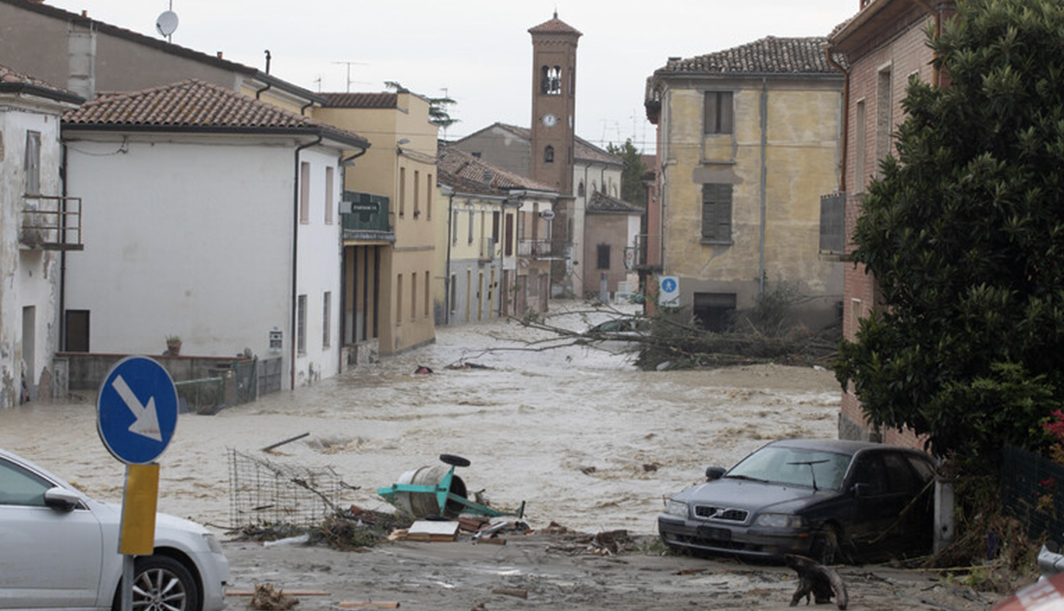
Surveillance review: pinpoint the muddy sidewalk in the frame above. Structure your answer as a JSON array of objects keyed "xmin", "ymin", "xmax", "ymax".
[{"xmin": 222, "ymin": 532, "xmax": 1003, "ymax": 611}]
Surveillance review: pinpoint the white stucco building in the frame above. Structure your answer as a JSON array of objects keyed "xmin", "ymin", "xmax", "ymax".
[
  {"xmin": 61, "ymin": 79, "xmax": 369, "ymax": 389},
  {"xmin": 0, "ymin": 64, "xmax": 83, "ymax": 407}
]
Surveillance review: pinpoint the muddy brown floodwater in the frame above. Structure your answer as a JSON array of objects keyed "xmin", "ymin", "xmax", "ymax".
[
  {"xmin": 0, "ymin": 302, "xmax": 1008, "ymax": 610},
  {"xmin": 0, "ymin": 302, "xmax": 841, "ymax": 534}
]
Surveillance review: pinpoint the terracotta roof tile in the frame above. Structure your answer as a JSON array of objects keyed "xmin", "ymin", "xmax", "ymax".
[
  {"xmin": 322, "ymin": 92, "xmax": 398, "ymax": 109},
  {"xmin": 528, "ymin": 12, "xmax": 582, "ymax": 37},
  {"xmin": 62, "ymin": 79, "xmax": 368, "ymax": 147},
  {"xmin": 438, "ymin": 146, "xmax": 556, "ymax": 195},
  {"xmin": 487, "ymin": 123, "xmax": 623, "ymax": 167},
  {"xmin": 655, "ymin": 36, "xmax": 837, "ymax": 75},
  {"xmin": 0, "ymin": 61, "xmax": 82, "ymax": 103},
  {"xmin": 587, "ymin": 191, "xmax": 643, "ymax": 215}
]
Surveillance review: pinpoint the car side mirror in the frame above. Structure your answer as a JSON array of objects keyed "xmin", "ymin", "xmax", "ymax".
[
  {"xmin": 852, "ymin": 482, "xmax": 868, "ymax": 498},
  {"xmin": 705, "ymin": 466, "xmax": 726, "ymax": 481},
  {"xmin": 43, "ymin": 487, "xmax": 81, "ymax": 512}
]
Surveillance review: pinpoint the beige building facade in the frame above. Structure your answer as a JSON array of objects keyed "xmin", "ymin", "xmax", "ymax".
[
  {"xmin": 315, "ymin": 92, "xmax": 438, "ymax": 357},
  {"xmin": 645, "ymin": 37, "xmax": 844, "ymax": 331}
]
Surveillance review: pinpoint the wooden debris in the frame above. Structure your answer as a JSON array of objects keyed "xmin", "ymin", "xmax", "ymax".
[
  {"xmin": 246, "ymin": 583, "xmax": 300, "ymax": 610},
  {"xmin": 676, "ymin": 568, "xmax": 708, "ymax": 576},
  {"xmin": 492, "ymin": 587, "xmax": 528, "ymax": 599},
  {"xmin": 229, "ymin": 589, "xmax": 330, "ymax": 597},
  {"xmin": 261, "ymin": 433, "xmax": 309, "ymax": 453},
  {"xmin": 405, "ymin": 520, "xmax": 460, "ymax": 542},
  {"xmin": 785, "ymin": 554, "xmax": 848, "ymax": 610},
  {"xmin": 337, "ymin": 602, "xmax": 400, "ymax": 609},
  {"xmin": 474, "ymin": 536, "xmax": 506, "ymax": 546}
]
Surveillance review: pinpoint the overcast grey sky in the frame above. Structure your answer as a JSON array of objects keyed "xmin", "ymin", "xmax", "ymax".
[{"xmin": 46, "ymin": 0, "xmax": 860, "ymax": 152}]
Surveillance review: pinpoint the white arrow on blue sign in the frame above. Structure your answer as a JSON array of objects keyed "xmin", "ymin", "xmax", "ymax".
[{"xmin": 96, "ymin": 356, "xmax": 179, "ymax": 465}]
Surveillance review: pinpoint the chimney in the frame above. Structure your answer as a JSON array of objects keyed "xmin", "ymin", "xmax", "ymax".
[{"xmin": 67, "ymin": 21, "xmax": 97, "ymax": 100}]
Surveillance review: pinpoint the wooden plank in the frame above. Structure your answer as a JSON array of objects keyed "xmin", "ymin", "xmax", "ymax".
[{"xmin": 226, "ymin": 589, "xmax": 331, "ymax": 597}]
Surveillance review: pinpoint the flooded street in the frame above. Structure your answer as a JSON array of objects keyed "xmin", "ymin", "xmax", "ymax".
[{"xmin": 0, "ymin": 302, "xmax": 841, "ymax": 535}]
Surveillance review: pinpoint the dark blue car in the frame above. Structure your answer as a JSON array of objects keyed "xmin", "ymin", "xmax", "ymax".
[{"xmin": 657, "ymin": 439, "xmax": 937, "ymax": 563}]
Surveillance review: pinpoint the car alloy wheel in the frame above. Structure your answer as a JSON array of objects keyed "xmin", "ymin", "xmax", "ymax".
[{"xmin": 124, "ymin": 556, "xmax": 200, "ymax": 611}]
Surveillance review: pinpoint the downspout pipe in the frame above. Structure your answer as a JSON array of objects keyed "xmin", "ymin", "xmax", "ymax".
[
  {"xmin": 824, "ymin": 42, "xmax": 850, "ymax": 193},
  {"xmin": 337, "ymin": 147, "xmax": 368, "ymax": 374},
  {"xmin": 759, "ymin": 78, "xmax": 768, "ymax": 301},
  {"xmin": 291, "ymin": 135, "xmax": 323, "ymax": 390},
  {"xmin": 59, "ymin": 143, "xmax": 69, "ymax": 350},
  {"xmin": 255, "ymin": 80, "xmax": 272, "ymax": 101},
  {"xmin": 910, "ymin": 0, "xmax": 943, "ymax": 86},
  {"xmin": 443, "ymin": 187, "xmax": 455, "ymax": 325}
]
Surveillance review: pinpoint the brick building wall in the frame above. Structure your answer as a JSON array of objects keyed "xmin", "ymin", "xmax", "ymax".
[{"xmin": 835, "ymin": 1, "xmax": 952, "ymax": 448}]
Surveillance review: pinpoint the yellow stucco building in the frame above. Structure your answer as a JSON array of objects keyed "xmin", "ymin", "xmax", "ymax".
[
  {"xmin": 645, "ymin": 37, "xmax": 844, "ymax": 330},
  {"xmin": 314, "ymin": 91, "xmax": 438, "ymax": 358}
]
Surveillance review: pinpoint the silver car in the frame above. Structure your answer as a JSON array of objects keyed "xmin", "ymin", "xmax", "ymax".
[{"xmin": 0, "ymin": 448, "xmax": 229, "ymax": 610}]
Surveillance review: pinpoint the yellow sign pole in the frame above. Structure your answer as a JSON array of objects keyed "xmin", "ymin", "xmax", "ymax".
[{"xmin": 120, "ymin": 463, "xmax": 160, "ymax": 555}]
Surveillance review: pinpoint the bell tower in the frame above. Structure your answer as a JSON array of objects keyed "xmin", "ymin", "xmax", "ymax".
[{"xmin": 529, "ymin": 12, "xmax": 581, "ymax": 195}]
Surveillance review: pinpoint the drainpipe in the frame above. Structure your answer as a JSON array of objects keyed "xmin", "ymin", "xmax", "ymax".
[
  {"xmin": 910, "ymin": 0, "xmax": 943, "ymax": 87},
  {"xmin": 255, "ymin": 80, "xmax": 272, "ymax": 101},
  {"xmin": 443, "ymin": 186, "xmax": 455, "ymax": 325},
  {"xmin": 824, "ymin": 43, "xmax": 850, "ymax": 193},
  {"xmin": 59, "ymin": 143, "xmax": 69, "ymax": 350},
  {"xmin": 336, "ymin": 148, "xmax": 367, "ymax": 373},
  {"xmin": 759, "ymin": 78, "xmax": 768, "ymax": 300},
  {"xmin": 291, "ymin": 136, "xmax": 322, "ymax": 390}
]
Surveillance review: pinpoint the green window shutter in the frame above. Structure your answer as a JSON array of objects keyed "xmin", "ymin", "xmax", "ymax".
[{"xmin": 702, "ymin": 183, "xmax": 732, "ymax": 241}]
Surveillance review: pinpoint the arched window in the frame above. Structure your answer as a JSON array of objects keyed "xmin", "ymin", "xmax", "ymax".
[
  {"xmin": 578, "ymin": 181, "xmax": 585, "ymax": 197},
  {"xmin": 541, "ymin": 65, "xmax": 562, "ymax": 95},
  {"xmin": 544, "ymin": 145, "xmax": 555, "ymax": 163}
]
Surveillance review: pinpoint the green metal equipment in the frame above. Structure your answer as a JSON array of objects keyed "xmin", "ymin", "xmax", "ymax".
[{"xmin": 377, "ymin": 454, "xmax": 525, "ymax": 519}]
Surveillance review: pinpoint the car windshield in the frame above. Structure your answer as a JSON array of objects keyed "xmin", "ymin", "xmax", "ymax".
[{"xmin": 726, "ymin": 446, "xmax": 853, "ymax": 491}]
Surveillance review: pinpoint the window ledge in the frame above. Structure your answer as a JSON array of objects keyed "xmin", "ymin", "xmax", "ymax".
[{"xmin": 700, "ymin": 238, "xmax": 733, "ymax": 246}]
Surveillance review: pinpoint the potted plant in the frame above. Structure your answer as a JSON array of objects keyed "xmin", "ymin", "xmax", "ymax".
[{"xmin": 165, "ymin": 335, "xmax": 182, "ymax": 356}]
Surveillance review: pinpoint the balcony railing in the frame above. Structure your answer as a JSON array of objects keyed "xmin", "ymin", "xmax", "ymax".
[
  {"xmin": 341, "ymin": 191, "xmax": 393, "ymax": 240},
  {"xmin": 631, "ymin": 233, "xmax": 663, "ymax": 271},
  {"xmin": 479, "ymin": 237, "xmax": 497, "ymax": 261},
  {"xmin": 21, "ymin": 195, "xmax": 83, "ymax": 251},
  {"xmin": 819, "ymin": 192, "xmax": 846, "ymax": 255},
  {"xmin": 517, "ymin": 238, "xmax": 566, "ymax": 259}
]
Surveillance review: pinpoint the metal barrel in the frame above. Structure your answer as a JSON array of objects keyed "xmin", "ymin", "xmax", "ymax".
[{"xmin": 393, "ymin": 465, "xmax": 468, "ymax": 518}]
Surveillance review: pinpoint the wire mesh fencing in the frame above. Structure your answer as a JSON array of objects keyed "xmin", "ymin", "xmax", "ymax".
[
  {"xmin": 1001, "ymin": 444, "xmax": 1064, "ymax": 541},
  {"xmin": 228, "ymin": 448, "xmax": 348, "ymax": 528}
]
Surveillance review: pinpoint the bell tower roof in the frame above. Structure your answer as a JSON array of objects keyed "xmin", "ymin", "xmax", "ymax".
[{"xmin": 528, "ymin": 12, "xmax": 583, "ymax": 37}]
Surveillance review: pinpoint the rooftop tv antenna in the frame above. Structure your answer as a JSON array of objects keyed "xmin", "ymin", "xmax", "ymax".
[
  {"xmin": 155, "ymin": 1, "xmax": 178, "ymax": 42},
  {"xmin": 332, "ymin": 61, "xmax": 368, "ymax": 93}
]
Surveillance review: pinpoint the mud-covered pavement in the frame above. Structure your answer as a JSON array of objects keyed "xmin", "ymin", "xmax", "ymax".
[
  {"xmin": 219, "ymin": 532, "xmax": 1002, "ymax": 610},
  {"xmin": 0, "ymin": 302, "xmax": 1008, "ymax": 609}
]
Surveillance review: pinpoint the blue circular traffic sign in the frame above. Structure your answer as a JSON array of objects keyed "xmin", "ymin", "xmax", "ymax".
[{"xmin": 96, "ymin": 356, "xmax": 179, "ymax": 465}]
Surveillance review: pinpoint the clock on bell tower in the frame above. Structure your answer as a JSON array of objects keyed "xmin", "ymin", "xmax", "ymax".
[{"xmin": 529, "ymin": 12, "xmax": 581, "ymax": 196}]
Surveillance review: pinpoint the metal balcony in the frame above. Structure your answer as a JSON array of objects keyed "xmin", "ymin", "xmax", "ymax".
[
  {"xmin": 342, "ymin": 191, "xmax": 394, "ymax": 243},
  {"xmin": 517, "ymin": 238, "xmax": 566, "ymax": 260},
  {"xmin": 631, "ymin": 233, "xmax": 663, "ymax": 271},
  {"xmin": 21, "ymin": 195, "xmax": 83, "ymax": 251},
  {"xmin": 479, "ymin": 237, "xmax": 497, "ymax": 261},
  {"xmin": 819, "ymin": 192, "xmax": 846, "ymax": 255}
]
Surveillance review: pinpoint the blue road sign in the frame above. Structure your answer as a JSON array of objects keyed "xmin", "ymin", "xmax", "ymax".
[{"xmin": 97, "ymin": 356, "xmax": 179, "ymax": 465}]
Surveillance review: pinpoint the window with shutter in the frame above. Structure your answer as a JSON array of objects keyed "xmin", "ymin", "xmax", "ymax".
[{"xmin": 701, "ymin": 183, "xmax": 733, "ymax": 242}]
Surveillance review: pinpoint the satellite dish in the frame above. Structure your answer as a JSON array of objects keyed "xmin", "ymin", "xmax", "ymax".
[{"xmin": 156, "ymin": 10, "xmax": 179, "ymax": 37}]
